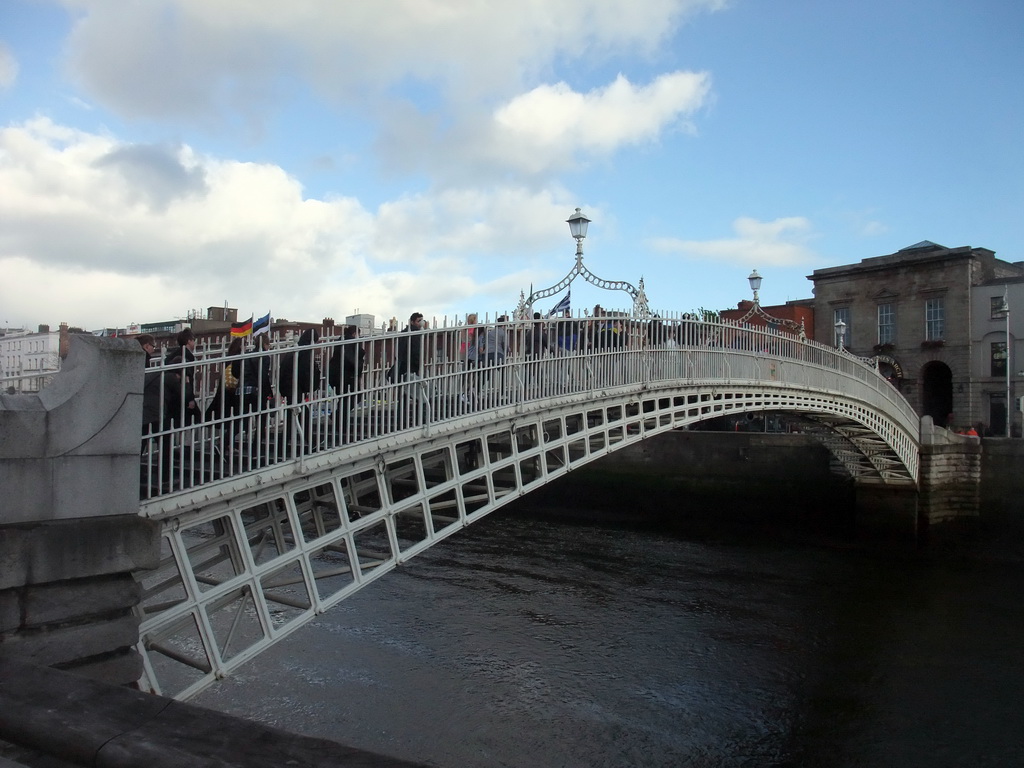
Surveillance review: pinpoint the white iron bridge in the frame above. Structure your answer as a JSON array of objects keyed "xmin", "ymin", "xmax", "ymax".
[{"xmin": 135, "ymin": 315, "xmax": 920, "ymax": 699}]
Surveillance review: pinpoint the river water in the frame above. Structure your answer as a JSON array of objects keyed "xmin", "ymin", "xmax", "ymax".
[{"xmin": 195, "ymin": 507, "xmax": 1024, "ymax": 767}]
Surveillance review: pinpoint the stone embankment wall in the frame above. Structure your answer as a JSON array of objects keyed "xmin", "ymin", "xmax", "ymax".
[
  {"xmin": 0, "ymin": 657, "xmax": 425, "ymax": 768},
  {"xmin": 519, "ymin": 430, "xmax": 857, "ymax": 535},
  {"xmin": 978, "ymin": 438, "xmax": 1024, "ymax": 516},
  {"xmin": 0, "ymin": 336, "xmax": 159, "ymax": 687},
  {"xmin": 522, "ymin": 425, "xmax": 1009, "ymax": 539},
  {"xmin": 918, "ymin": 422, "xmax": 982, "ymax": 527}
]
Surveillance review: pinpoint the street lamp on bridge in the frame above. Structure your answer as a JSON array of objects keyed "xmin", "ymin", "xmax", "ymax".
[
  {"xmin": 748, "ymin": 269, "xmax": 762, "ymax": 305},
  {"xmin": 566, "ymin": 207, "xmax": 591, "ymax": 258},
  {"xmin": 732, "ymin": 269, "xmax": 805, "ymax": 338},
  {"xmin": 834, "ymin": 318, "xmax": 847, "ymax": 350},
  {"xmin": 517, "ymin": 208, "xmax": 651, "ymax": 318}
]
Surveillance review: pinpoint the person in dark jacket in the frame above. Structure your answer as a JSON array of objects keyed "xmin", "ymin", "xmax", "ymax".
[
  {"xmin": 205, "ymin": 336, "xmax": 243, "ymax": 422},
  {"xmin": 142, "ymin": 356, "xmax": 186, "ymax": 491},
  {"xmin": 241, "ymin": 334, "xmax": 276, "ymax": 460},
  {"xmin": 279, "ymin": 328, "xmax": 321, "ymax": 403},
  {"xmin": 163, "ymin": 328, "xmax": 200, "ymax": 425},
  {"xmin": 393, "ymin": 313, "xmax": 425, "ymax": 380},
  {"xmin": 328, "ymin": 325, "xmax": 366, "ymax": 395},
  {"xmin": 390, "ymin": 313, "xmax": 426, "ymax": 427},
  {"xmin": 328, "ymin": 325, "xmax": 365, "ymax": 443},
  {"xmin": 242, "ymin": 334, "xmax": 275, "ymax": 414},
  {"xmin": 525, "ymin": 312, "xmax": 548, "ymax": 359},
  {"xmin": 136, "ymin": 334, "xmax": 156, "ymax": 366},
  {"xmin": 279, "ymin": 329, "xmax": 321, "ymax": 455}
]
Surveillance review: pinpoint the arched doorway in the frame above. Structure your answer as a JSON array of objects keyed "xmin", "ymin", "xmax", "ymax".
[
  {"xmin": 921, "ymin": 361, "xmax": 953, "ymax": 427},
  {"xmin": 876, "ymin": 355, "xmax": 904, "ymax": 392}
]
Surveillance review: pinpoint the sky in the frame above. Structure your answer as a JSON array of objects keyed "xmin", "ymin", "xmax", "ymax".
[{"xmin": 1, "ymin": 0, "xmax": 1022, "ymax": 332}]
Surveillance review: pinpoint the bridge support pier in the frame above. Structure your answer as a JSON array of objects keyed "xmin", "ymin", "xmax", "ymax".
[
  {"xmin": 916, "ymin": 418, "xmax": 982, "ymax": 533},
  {"xmin": 0, "ymin": 337, "xmax": 159, "ymax": 686},
  {"xmin": 852, "ymin": 418, "xmax": 982, "ymax": 544}
]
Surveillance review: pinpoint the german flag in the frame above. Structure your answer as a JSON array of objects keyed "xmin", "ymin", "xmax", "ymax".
[{"xmin": 231, "ymin": 316, "xmax": 253, "ymax": 337}]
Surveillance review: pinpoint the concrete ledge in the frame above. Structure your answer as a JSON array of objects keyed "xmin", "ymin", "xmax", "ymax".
[
  {"xmin": 0, "ymin": 516, "xmax": 160, "ymax": 590},
  {"xmin": 0, "ymin": 613, "xmax": 140, "ymax": 668},
  {"xmin": 22, "ymin": 576, "xmax": 141, "ymax": 627},
  {"xmin": 0, "ymin": 658, "xmax": 426, "ymax": 767}
]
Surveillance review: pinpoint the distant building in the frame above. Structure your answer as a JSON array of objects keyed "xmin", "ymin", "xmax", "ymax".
[
  {"xmin": 719, "ymin": 299, "xmax": 814, "ymax": 337},
  {"xmin": 346, "ymin": 314, "xmax": 379, "ymax": 335},
  {"xmin": 970, "ymin": 276, "xmax": 1024, "ymax": 436},
  {"xmin": 0, "ymin": 323, "xmax": 69, "ymax": 393},
  {"xmin": 133, "ymin": 306, "xmax": 381, "ymax": 357}
]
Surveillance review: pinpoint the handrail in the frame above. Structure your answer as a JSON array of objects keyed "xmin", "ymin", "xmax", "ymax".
[{"xmin": 136, "ymin": 314, "xmax": 919, "ymax": 507}]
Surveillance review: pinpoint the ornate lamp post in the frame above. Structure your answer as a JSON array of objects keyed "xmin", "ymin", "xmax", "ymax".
[
  {"xmin": 517, "ymin": 208, "xmax": 651, "ymax": 318},
  {"xmin": 566, "ymin": 207, "xmax": 590, "ymax": 260},
  {"xmin": 748, "ymin": 269, "xmax": 762, "ymax": 305},
  {"xmin": 732, "ymin": 269, "xmax": 806, "ymax": 338},
  {"xmin": 834, "ymin": 318, "xmax": 847, "ymax": 350},
  {"xmin": 997, "ymin": 288, "xmax": 1012, "ymax": 436}
]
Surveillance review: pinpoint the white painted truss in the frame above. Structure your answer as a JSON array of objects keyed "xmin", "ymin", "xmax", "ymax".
[{"xmin": 135, "ymin": 316, "xmax": 921, "ymax": 698}]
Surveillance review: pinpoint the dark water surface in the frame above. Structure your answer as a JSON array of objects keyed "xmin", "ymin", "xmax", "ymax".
[{"xmin": 196, "ymin": 510, "xmax": 1024, "ymax": 767}]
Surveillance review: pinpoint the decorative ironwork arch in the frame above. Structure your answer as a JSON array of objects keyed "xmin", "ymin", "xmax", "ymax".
[
  {"xmin": 733, "ymin": 300, "xmax": 807, "ymax": 340},
  {"xmin": 515, "ymin": 209, "xmax": 651, "ymax": 319}
]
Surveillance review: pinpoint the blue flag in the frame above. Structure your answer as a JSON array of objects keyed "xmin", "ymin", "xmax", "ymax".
[
  {"xmin": 252, "ymin": 312, "xmax": 271, "ymax": 337},
  {"xmin": 550, "ymin": 291, "xmax": 571, "ymax": 316}
]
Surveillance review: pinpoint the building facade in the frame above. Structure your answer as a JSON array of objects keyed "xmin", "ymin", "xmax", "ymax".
[
  {"xmin": 808, "ymin": 241, "xmax": 1024, "ymax": 434},
  {"xmin": 720, "ymin": 299, "xmax": 815, "ymax": 338},
  {"xmin": 0, "ymin": 324, "xmax": 68, "ymax": 393},
  {"xmin": 970, "ymin": 277, "xmax": 1024, "ymax": 436}
]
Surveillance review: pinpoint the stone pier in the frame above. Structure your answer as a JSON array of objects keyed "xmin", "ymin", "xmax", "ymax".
[
  {"xmin": 917, "ymin": 416, "xmax": 982, "ymax": 527},
  {"xmin": 0, "ymin": 336, "xmax": 160, "ymax": 686}
]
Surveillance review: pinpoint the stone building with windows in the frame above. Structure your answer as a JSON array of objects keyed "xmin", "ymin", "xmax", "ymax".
[
  {"xmin": 971, "ymin": 276, "xmax": 1024, "ymax": 436},
  {"xmin": 0, "ymin": 323, "xmax": 69, "ymax": 393},
  {"xmin": 808, "ymin": 241, "xmax": 1024, "ymax": 433}
]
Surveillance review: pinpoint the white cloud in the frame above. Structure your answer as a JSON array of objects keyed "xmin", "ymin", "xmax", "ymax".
[
  {"xmin": 0, "ymin": 118, "xmax": 578, "ymax": 329},
  {"xmin": 0, "ymin": 42, "xmax": 17, "ymax": 89},
  {"xmin": 490, "ymin": 72, "xmax": 711, "ymax": 174},
  {"xmin": 53, "ymin": 1, "xmax": 724, "ymax": 182},
  {"xmin": 648, "ymin": 216, "xmax": 817, "ymax": 266},
  {"xmin": 61, "ymin": 0, "xmax": 726, "ymax": 121}
]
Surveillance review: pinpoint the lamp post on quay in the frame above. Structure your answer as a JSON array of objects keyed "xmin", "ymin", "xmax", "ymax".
[{"xmin": 997, "ymin": 287, "xmax": 1012, "ymax": 437}]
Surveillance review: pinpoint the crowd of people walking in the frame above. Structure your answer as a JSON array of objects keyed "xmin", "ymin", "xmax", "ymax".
[{"xmin": 137, "ymin": 308, "xmax": 809, "ymax": 494}]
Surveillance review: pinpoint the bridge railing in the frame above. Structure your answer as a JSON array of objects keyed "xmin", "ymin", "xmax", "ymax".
[{"xmin": 138, "ymin": 313, "xmax": 915, "ymax": 503}]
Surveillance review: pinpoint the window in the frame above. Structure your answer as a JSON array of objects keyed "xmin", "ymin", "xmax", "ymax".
[
  {"xmin": 877, "ymin": 303, "xmax": 895, "ymax": 345},
  {"xmin": 833, "ymin": 307, "xmax": 850, "ymax": 348},
  {"xmin": 924, "ymin": 298, "xmax": 944, "ymax": 341},
  {"xmin": 992, "ymin": 342, "xmax": 1008, "ymax": 377},
  {"xmin": 991, "ymin": 295, "xmax": 1009, "ymax": 319}
]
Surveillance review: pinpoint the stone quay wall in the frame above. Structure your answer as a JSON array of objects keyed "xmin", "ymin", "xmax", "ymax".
[
  {"xmin": 918, "ymin": 441, "xmax": 982, "ymax": 526},
  {"xmin": 518, "ymin": 430, "xmax": 857, "ymax": 534},
  {"xmin": 520, "ymin": 427, "xmax": 1004, "ymax": 541},
  {"xmin": 0, "ymin": 336, "xmax": 160, "ymax": 687}
]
